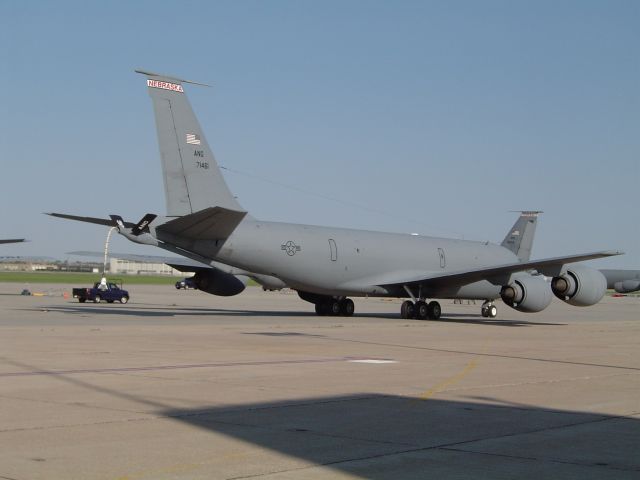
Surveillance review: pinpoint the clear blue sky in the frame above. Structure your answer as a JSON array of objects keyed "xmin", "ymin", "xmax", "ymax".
[{"xmin": 1, "ymin": 0, "xmax": 638, "ymax": 267}]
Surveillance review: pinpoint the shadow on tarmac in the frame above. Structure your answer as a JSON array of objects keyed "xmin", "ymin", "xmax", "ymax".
[
  {"xmin": 23, "ymin": 303, "xmax": 566, "ymax": 326},
  {"xmin": 159, "ymin": 394, "xmax": 639, "ymax": 479},
  {"xmin": 2, "ymin": 356, "xmax": 638, "ymax": 479}
]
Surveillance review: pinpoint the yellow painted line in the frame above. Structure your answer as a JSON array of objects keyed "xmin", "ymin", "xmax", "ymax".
[{"xmin": 416, "ymin": 359, "xmax": 478, "ymax": 401}]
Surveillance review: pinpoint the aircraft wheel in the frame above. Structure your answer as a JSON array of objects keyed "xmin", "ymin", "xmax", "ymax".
[
  {"xmin": 400, "ymin": 300, "xmax": 415, "ymax": 319},
  {"xmin": 94, "ymin": 295, "xmax": 101, "ymax": 303},
  {"xmin": 481, "ymin": 303, "xmax": 497, "ymax": 318},
  {"xmin": 427, "ymin": 301, "xmax": 441, "ymax": 320},
  {"xmin": 340, "ymin": 298, "xmax": 355, "ymax": 317},
  {"xmin": 415, "ymin": 301, "xmax": 428, "ymax": 320},
  {"xmin": 120, "ymin": 296, "xmax": 129, "ymax": 304},
  {"xmin": 315, "ymin": 303, "xmax": 328, "ymax": 316},
  {"xmin": 329, "ymin": 300, "xmax": 342, "ymax": 316}
]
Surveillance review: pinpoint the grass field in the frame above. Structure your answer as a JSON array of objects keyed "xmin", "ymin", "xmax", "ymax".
[{"xmin": 0, "ymin": 271, "xmax": 180, "ymax": 285}]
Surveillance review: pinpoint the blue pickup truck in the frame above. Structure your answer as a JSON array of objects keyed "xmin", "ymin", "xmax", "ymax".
[{"xmin": 72, "ymin": 282, "xmax": 130, "ymax": 304}]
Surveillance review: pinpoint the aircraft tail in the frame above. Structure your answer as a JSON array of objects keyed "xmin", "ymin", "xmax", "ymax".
[
  {"xmin": 500, "ymin": 211, "xmax": 541, "ymax": 261},
  {"xmin": 136, "ymin": 70, "xmax": 244, "ymax": 217}
]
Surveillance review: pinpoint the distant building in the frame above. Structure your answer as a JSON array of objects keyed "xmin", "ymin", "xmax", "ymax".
[
  {"xmin": 0, "ymin": 260, "xmax": 101, "ymax": 272},
  {"xmin": 0, "ymin": 258, "xmax": 184, "ymax": 276},
  {"xmin": 109, "ymin": 258, "xmax": 184, "ymax": 276}
]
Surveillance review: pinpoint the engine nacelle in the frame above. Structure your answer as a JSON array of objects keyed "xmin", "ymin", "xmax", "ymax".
[
  {"xmin": 193, "ymin": 270, "xmax": 246, "ymax": 297},
  {"xmin": 251, "ymin": 274, "xmax": 287, "ymax": 291},
  {"xmin": 500, "ymin": 275, "xmax": 552, "ymax": 312},
  {"xmin": 614, "ymin": 280, "xmax": 640, "ymax": 294},
  {"xmin": 551, "ymin": 265, "xmax": 606, "ymax": 306}
]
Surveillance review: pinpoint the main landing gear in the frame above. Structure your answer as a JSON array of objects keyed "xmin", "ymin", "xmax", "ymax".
[
  {"xmin": 481, "ymin": 300, "xmax": 498, "ymax": 318},
  {"xmin": 400, "ymin": 300, "xmax": 441, "ymax": 320},
  {"xmin": 297, "ymin": 291, "xmax": 355, "ymax": 317},
  {"xmin": 315, "ymin": 298, "xmax": 355, "ymax": 317},
  {"xmin": 401, "ymin": 285, "xmax": 441, "ymax": 320}
]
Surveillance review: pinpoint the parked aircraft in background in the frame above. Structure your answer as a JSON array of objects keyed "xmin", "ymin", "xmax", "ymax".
[
  {"xmin": 49, "ymin": 71, "xmax": 622, "ymax": 319},
  {"xmin": 601, "ymin": 269, "xmax": 640, "ymax": 294},
  {"xmin": 0, "ymin": 239, "xmax": 25, "ymax": 245}
]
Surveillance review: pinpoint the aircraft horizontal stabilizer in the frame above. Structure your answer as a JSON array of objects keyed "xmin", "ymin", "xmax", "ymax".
[
  {"xmin": 156, "ymin": 207, "xmax": 247, "ymax": 241},
  {"xmin": 68, "ymin": 250, "xmax": 252, "ymax": 277},
  {"xmin": 46, "ymin": 213, "xmax": 137, "ymax": 229},
  {"xmin": 134, "ymin": 69, "xmax": 212, "ymax": 87},
  {"xmin": 0, "ymin": 239, "xmax": 26, "ymax": 244},
  {"xmin": 68, "ymin": 250, "xmax": 211, "ymax": 270}
]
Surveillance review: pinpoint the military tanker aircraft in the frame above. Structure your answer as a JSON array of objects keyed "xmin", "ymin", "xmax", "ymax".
[
  {"xmin": 601, "ymin": 269, "xmax": 640, "ymax": 294},
  {"xmin": 49, "ymin": 71, "xmax": 622, "ymax": 319}
]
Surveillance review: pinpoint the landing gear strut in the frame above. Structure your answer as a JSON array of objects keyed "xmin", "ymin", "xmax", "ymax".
[{"xmin": 481, "ymin": 301, "xmax": 498, "ymax": 318}]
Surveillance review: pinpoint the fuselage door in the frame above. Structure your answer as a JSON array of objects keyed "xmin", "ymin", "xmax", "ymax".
[
  {"xmin": 438, "ymin": 248, "xmax": 446, "ymax": 268},
  {"xmin": 329, "ymin": 239, "xmax": 338, "ymax": 262}
]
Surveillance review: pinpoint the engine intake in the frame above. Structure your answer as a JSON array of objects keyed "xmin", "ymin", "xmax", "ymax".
[
  {"xmin": 193, "ymin": 270, "xmax": 246, "ymax": 297},
  {"xmin": 500, "ymin": 275, "xmax": 552, "ymax": 313},
  {"xmin": 551, "ymin": 266, "xmax": 606, "ymax": 306}
]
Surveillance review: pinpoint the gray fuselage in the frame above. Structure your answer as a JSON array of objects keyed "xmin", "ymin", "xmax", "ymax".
[{"xmin": 152, "ymin": 218, "xmax": 518, "ymax": 300}]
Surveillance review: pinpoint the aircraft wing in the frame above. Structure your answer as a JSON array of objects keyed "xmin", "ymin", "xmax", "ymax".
[
  {"xmin": 0, "ymin": 239, "xmax": 26, "ymax": 244},
  {"xmin": 375, "ymin": 250, "xmax": 623, "ymax": 289}
]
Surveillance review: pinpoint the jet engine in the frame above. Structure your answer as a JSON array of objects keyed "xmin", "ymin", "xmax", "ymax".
[
  {"xmin": 614, "ymin": 280, "xmax": 640, "ymax": 294},
  {"xmin": 500, "ymin": 275, "xmax": 552, "ymax": 312},
  {"xmin": 551, "ymin": 266, "xmax": 606, "ymax": 306},
  {"xmin": 193, "ymin": 270, "xmax": 247, "ymax": 297}
]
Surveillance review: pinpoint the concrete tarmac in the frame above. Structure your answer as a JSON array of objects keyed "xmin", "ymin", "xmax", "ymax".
[{"xmin": 0, "ymin": 283, "xmax": 638, "ymax": 479}]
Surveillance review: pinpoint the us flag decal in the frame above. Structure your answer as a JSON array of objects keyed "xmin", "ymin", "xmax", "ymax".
[{"xmin": 186, "ymin": 133, "xmax": 201, "ymax": 145}]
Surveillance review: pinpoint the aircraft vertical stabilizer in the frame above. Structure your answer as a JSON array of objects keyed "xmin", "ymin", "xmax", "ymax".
[
  {"xmin": 501, "ymin": 211, "xmax": 541, "ymax": 261},
  {"xmin": 136, "ymin": 70, "xmax": 243, "ymax": 217}
]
